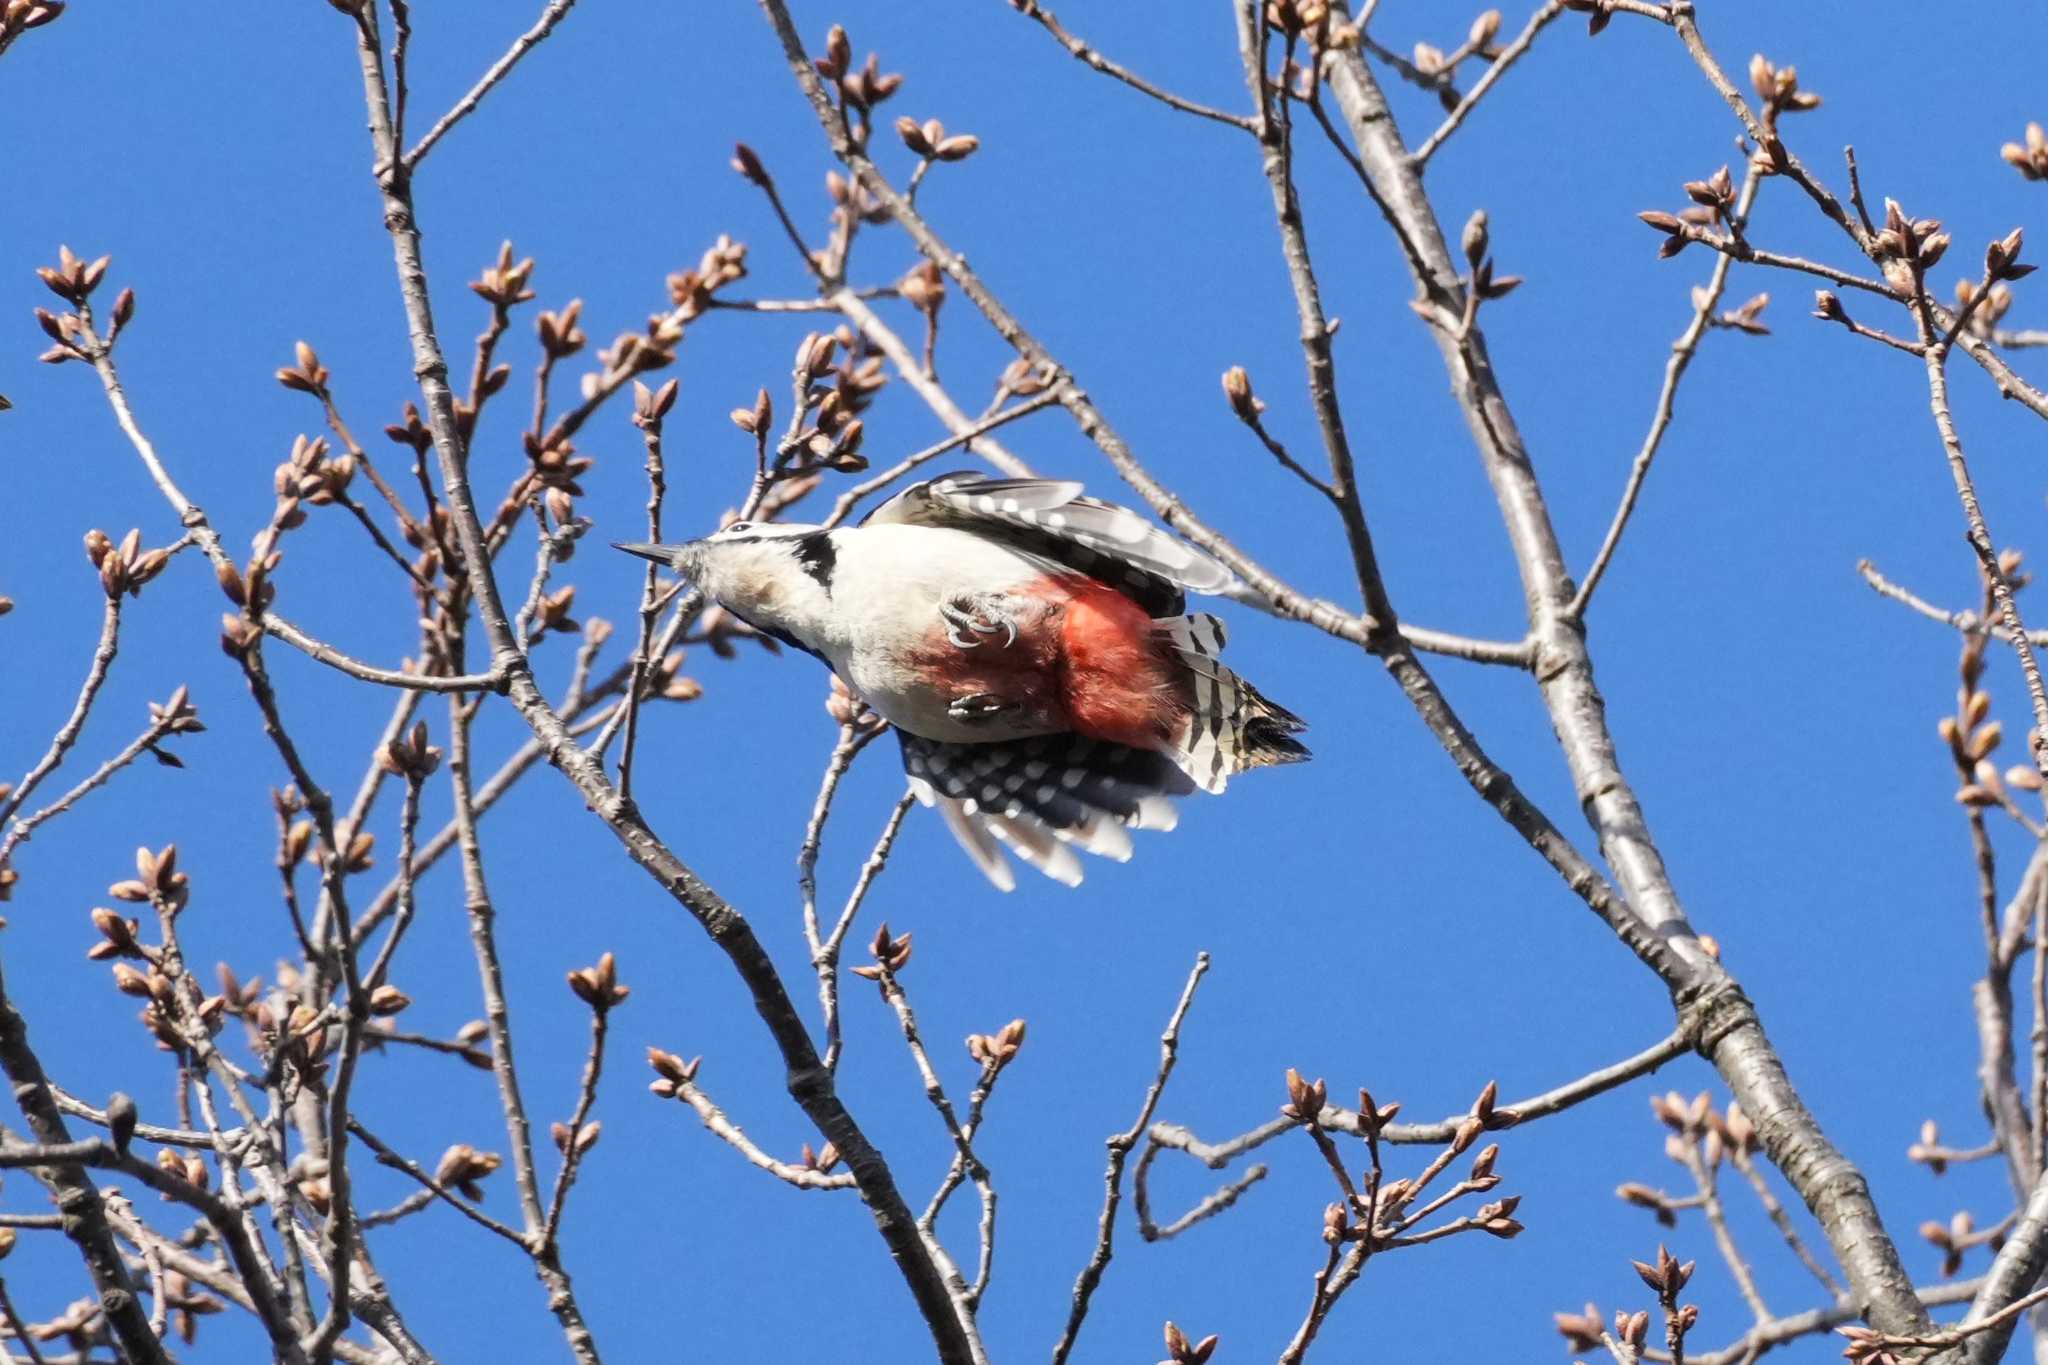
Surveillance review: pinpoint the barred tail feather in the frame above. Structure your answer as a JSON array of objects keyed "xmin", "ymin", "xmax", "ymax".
[{"xmin": 1155, "ymin": 614, "xmax": 1311, "ymax": 794}]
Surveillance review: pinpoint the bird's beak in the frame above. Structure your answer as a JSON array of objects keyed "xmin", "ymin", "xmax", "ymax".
[{"xmin": 612, "ymin": 541, "xmax": 674, "ymax": 566}]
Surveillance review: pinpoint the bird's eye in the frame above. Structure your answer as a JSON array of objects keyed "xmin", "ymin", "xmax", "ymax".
[{"xmin": 724, "ymin": 521, "xmax": 753, "ymax": 535}]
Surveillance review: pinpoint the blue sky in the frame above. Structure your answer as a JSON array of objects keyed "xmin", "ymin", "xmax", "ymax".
[{"xmin": 2, "ymin": 2, "xmax": 2046, "ymax": 1360}]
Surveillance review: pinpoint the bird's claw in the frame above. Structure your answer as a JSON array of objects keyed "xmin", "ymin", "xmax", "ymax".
[
  {"xmin": 941, "ymin": 594, "xmax": 1020, "ymax": 650},
  {"xmin": 947, "ymin": 692, "xmax": 1018, "ymax": 723}
]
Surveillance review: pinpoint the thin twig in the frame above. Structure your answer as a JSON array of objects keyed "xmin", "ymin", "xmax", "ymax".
[
  {"xmin": 400, "ymin": 0, "xmax": 578, "ymax": 170},
  {"xmin": 1050, "ymin": 954, "xmax": 1209, "ymax": 1365},
  {"xmin": 1410, "ymin": 0, "xmax": 1567, "ymax": 166},
  {"xmin": 822, "ymin": 389, "xmax": 1062, "ymax": 528},
  {"xmin": 1573, "ymin": 161, "xmax": 1764, "ymax": 618},
  {"xmin": 1006, "ymin": 0, "xmax": 1258, "ymax": 131}
]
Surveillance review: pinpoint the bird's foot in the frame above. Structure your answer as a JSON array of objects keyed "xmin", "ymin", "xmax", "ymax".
[
  {"xmin": 940, "ymin": 593, "xmax": 1021, "ymax": 649},
  {"xmin": 947, "ymin": 692, "xmax": 1022, "ymax": 724}
]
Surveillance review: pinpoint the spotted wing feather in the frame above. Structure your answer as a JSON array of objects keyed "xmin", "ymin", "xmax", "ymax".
[
  {"xmin": 864, "ymin": 472, "xmax": 1234, "ymax": 616},
  {"xmin": 899, "ymin": 729, "xmax": 1187, "ymax": 889}
]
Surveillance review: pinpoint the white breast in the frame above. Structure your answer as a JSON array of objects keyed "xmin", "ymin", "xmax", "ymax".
[{"xmin": 818, "ymin": 524, "xmax": 1048, "ymax": 738}]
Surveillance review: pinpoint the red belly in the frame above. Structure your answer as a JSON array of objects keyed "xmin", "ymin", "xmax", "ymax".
[
  {"xmin": 1055, "ymin": 578, "xmax": 1180, "ymax": 748},
  {"xmin": 904, "ymin": 576, "xmax": 1180, "ymax": 747}
]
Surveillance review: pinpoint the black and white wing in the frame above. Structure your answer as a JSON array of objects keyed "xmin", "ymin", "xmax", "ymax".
[
  {"xmin": 899, "ymin": 730, "xmax": 1190, "ymax": 890},
  {"xmin": 862, "ymin": 471, "xmax": 1235, "ymax": 617}
]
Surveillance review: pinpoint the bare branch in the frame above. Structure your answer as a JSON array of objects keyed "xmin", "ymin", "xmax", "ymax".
[
  {"xmin": 1051, "ymin": 953, "xmax": 1209, "ymax": 1365},
  {"xmin": 1006, "ymin": 0, "xmax": 1258, "ymax": 132},
  {"xmin": 401, "ymin": 0, "xmax": 578, "ymax": 170}
]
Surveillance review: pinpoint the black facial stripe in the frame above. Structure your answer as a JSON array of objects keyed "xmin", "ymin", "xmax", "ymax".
[
  {"xmin": 792, "ymin": 531, "xmax": 837, "ymax": 591},
  {"xmin": 723, "ymin": 605, "xmax": 826, "ymax": 662}
]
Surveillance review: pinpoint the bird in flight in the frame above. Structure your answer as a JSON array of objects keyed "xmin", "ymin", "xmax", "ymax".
[{"xmin": 617, "ymin": 472, "xmax": 1307, "ymax": 888}]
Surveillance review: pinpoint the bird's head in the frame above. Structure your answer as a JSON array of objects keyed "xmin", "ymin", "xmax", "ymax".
[{"xmin": 614, "ymin": 520, "xmax": 837, "ymax": 649}]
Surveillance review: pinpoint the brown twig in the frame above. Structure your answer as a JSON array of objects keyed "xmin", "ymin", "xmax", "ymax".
[
  {"xmin": 1050, "ymin": 953, "xmax": 1208, "ymax": 1365},
  {"xmin": 349, "ymin": 7, "xmax": 974, "ymax": 1356},
  {"xmin": 400, "ymin": 0, "xmax": 579, "ymax": 171},
  {"xmin": 1006, "ymin": 0, "xmax": 1258, "ymax": 131},
  {"xmin": 1573, "ymin": 161, "xmax": 1765, "ymax": 618},
  {"xmin": 1409, "ymin": 0, "xmax": 1568, "ymax": 166}
]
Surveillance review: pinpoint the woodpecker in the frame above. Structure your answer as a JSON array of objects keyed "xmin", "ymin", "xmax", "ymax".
[{"xmin": 616, "ymin": 472, "xmax": 1308, "ymax": 889}]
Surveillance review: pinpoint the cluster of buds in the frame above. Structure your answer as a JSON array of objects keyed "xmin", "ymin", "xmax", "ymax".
[
  {"xmin": 1636, "ymin": 207, "xmax": 1701, "ymax": 261},
  {"xmin": 1552, "ymin": 1303, "xmax": 1608, "ymax": 1353},
  {"xmin": 781, "ymin": 332, "xmax": 871, "ymax": 473},
  {"xmin": 383, "ymin": 402, "xmax": 433, "ymax": 458},
  {"xmin": 1458, "ymin": 210, "xmax": 1523, "ymax": 303},
  {"xmin": 470, "ymin": 242, "xmax": 536, "ymax": 310},
  {"xmin": 84, "ymin": 528, "xmax": 170, "ymax": 599},
  {"xmin": 536, "ymin": 298, "xmax": 587, "ymax": 361},
  {"xmin": 276, "ymin": 433, "xmax": 356, "ymax": 508},
  {"xmin": 1918, "ymin": 1208, "xmax": 2001, "ymax": 1280},
  {"xmin": 632, "ymin": 376, "xmax": 680, "ymax": 432},
  {"xmin": 1405, "ymin": 12, "xmax": 1504, "ymax": 110},
  {"xmin": 213, "ymin": 964, "xmax": 265, "ymax": 1021},
  {"xmin": 965, "ymin": 1018, "xmax": 1027, "ymax": 1068},
  {"xmin": 87, "ymin": 906, "xmax": 146, "ymax": 962},
  {"xmin": 2003, "ymin": 122, "xmax": 2048, "ymax": 182},
  {"xmin": 1747, "ymin": 53, "xmax": 1822, "ymax": 125},
  {"xmin": 1952, "ymin": 279, "xmax": 2014, "ymax": 340},
  {"xmin": 109, "ymin": 844, "xmax": 189, "ymax": 913},
  {"xmin": 551, "ymin": 1120, "xmax": 602, "ymax": 1157},
  {"xmin": 1702, "ymin": 286, "xmax": 1771, "ymax": 336},
  {"xmin": 999, "ymin": 356, "xmax": 1058, "ymax": 400},
  {"xmin": 377, "ymin": 720, "xmax": 443, "ymax": 781},
  {"xmin": 894, "ymin": 116, "xmax": 980, "ymax": 162},
  {"xmin": 156, "ymin": 1268, "xmax": 223, "ymax": 1345},
  {"xmin": 1984, "ymin": 226, "xmax": 2035, "ymax": 285},
  {"xmin": 851, "ymin": 922, "xmax": 914, "ymax": 980},
  {"xmin": 1938, "ymin": 560, "xmax": 2035, "ymax": 811},
  {"xmin": 798, "ymin": 1140, "xmax": 842, "ymax": 1174},
  {"xmin": 1264, "ymin": 0, "xmax": 1350, "ymax": 47},
  {"xmin": 825, "ymin": 167, "xmax": 891, "ymax": 230},
  {"xmin": 1835, "ymin": 1325, "xmax": 1907, "ymax": 1364},
  {"xmin": 1647, "ymin": 1089, "xmax": 1758, "ymax": 1172},
  {"xmin": 113, "ymin": 959, "xmax": 213, "ymax": 1052},
  {"xmin": 646, "ymin": 1046, "xmax": 703, "ymax": 1098},
  {"xmin": 34, "ymin": 244, "xmax": 109, "ymax": 307},
  {"xmin": 1631, "ymin": 1242, "xmax": 1697, "ymax": 1306},
  {"xmin": 524, "ymin": 431, "xmax": 594, "ymax": 498},
  {"xmin": 33, "ymin": 281, "xmax": 130, "ymax": 364},
  {"xmin": 593, "ymin": 312, "xmax": 683, "ymax": 386},
  {"xmin": 1280, "ymin": 1067, "xmax": 1328, "ymax": 1122},
  {"xmin": 435, "ymin": 1144, "xmax": 504, "ymax": 1201},
  {"xmin": 156, "ymin": 1146, "xmax": 210, "ymax": 1193},
  {"xmin": 310, "ymin": 820, "xmax": 377, "ymax": 876},
  {"xmin": 147, "ymin": 686, "xmax": 205, "ymax": 738},
  {"xmin": 638, "ymin": 649, "xmax": 704, "ymax": 703},
  {"xmin": 1872, "ymin": 198, "xmax": 1951, "ymax": 276},
  {"xmin": 1161, "ymin": 1321, "xmax": 1219, "ymax": 1365},
  {"xmin": 1471, "ymin": 1192, "xmax": 1524, "ymax": 1239},
  {"xmin": 30, "ymin": 1299, "xmax": 102, "ymax": 1351},
  {"xmin": 567, "ymin": 952, "xmax": 631, "ymax": 1011},
  {"xmin": 667, "ymin": 234, "xmax": 749, "ymax": 325},
  {"xmin": 900, "ymin": 260, "xmax": 947, "ymax": 323},
  {"xmin": 274, "ymin": 340, "xmax": 331, "ymax": 397},
  {"xmin": 530, "ymin": 585, "xmax": 580, "ymax": 640},
  {"xmin": 1681, "ymin": 165, "xmax": 1737, "ymax": 225},
  {"xmin": 814, "ymin": 24, "xmax": 903, "ymax": 115}
]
